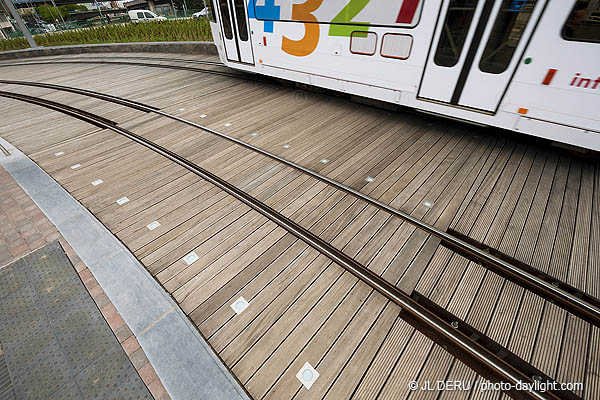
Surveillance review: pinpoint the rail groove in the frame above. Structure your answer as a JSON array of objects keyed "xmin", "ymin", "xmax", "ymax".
[
  {"xmin": 0, "ymin": 89, "xmax": 578, "ymax": 400},
  {"xmin": 0, "ymin": 60, "xmax": 252, "ymax": 81},
  {"xmin": 1, "ymin": 79, "xmax": 598, "ymax": 327}
]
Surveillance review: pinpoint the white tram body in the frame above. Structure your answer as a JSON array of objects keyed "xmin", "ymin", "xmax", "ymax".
[{"xmin": 207, "ymin": 0, "xmax": 600, "ymax": 151}]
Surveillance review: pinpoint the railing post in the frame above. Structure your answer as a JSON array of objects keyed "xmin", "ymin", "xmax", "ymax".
[{"xmin": 2, "ymin": 0, "xmax": 37, "ymax": 48}]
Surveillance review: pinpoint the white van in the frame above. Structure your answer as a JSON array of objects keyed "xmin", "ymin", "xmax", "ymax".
[{"xmin": 128, "ymin": 10, "xmax": 167, "ymax": 23}]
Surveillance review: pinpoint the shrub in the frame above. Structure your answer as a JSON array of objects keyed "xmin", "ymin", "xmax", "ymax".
[{"xmin": 0, "ymin": 18, "xmax": 213, "ymax": 52}]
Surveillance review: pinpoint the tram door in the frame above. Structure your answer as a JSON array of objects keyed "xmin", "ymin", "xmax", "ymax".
[
  {"xmin": 418, "ymin": 0, "xmax": 546, "ymax": 112},
  {"xmin": 216, "ymin": 0, "xmax": 254, "ymax": 64}
]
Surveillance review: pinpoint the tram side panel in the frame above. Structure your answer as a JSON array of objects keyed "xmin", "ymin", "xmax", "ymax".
[
  {"xmin": 208, "ymin": 0, "xmax": 599, "ymax": 151},
  {"xmin": 240, "ymin": 0, "xmax": 432, "ymax": 106},
  {"xmin": 502, "ymin": 0, "xmax": 600, "ymax": 150}
]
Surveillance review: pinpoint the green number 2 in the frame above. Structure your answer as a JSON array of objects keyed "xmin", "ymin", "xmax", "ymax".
[{"xmin": 329, "ymin": 0, "xmax": 371, "ymax": 37}]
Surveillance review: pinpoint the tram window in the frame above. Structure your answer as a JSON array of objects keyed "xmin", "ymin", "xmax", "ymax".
[
  {"xmin": 218, "ymin": 0, "xmax": 233, "ymax": 40},
  {"xmin": 563, "ymin": 0, "xmax": 600, "ymax": 43},
  {"xmin": 233, "ymin": 0, "xmax": 248, "ymax": 41},
  {"xmin": 207, "ymin": 0, "xmax": 216, "ymax": 23},
  {"xmin": 434, "ymin": 0, "xmax": 478, "ymax": 67},
  {"xmin": 479, "ymin": 0, "xmax": 537, "ymax": 74}
]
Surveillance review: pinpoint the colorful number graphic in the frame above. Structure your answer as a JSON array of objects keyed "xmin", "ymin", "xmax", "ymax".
[
  {"xmin": 329, "ymin": 0, "xmax": 370, "ymax": 37},
  {"xmin": 282, "ymin": 0, "xmax": 324, "ymax": 57},
  {"xmin": 248, "ymin": 0, "xmax": 280, "ymax": 33},
  {"xmin": 247, "ymin": 1, "xmax": 421, "ymax": 57}
]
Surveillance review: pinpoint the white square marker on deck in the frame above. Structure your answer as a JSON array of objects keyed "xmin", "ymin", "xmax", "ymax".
[
  {"xmin": 296, "ymin": 362, "xmax": 319, "ymax": 390},
  {"xmin": 320, "ymin": 159, "xmax": 328, "ymax": 164},
  {"xmin": 116, "ymin": 197, "xmax": 129, "ymax": 205},
  {"xmin": 282, "ymin": 144, "xmax": 290, "ymax": 149},
  {"xmin": 184, "ymin": 251, "xmax": 199, "ymax": 265},
  {"xmin": 230, "ymin": 296, "xmax": 249, "ymax": 315},
  {"xmin": 224, "ymin": 123, "xmax": 232, "ymax": 127},
  {"xmin": 147, "ymin": 221, "xmax": 161, "ymax": 231},
  {"xmin": 250, "ymin": 132, "xmax": 258, "ymax": 137},
  {"xmin": 365, "ymin": 176, "xmax": 375, "ymax": 182},
  {"xmin": 71, "ymin": 164, "xmax": 81, "ymax": 169},
  {"xmin": 55, "ymin": 151, "xmax": 64, "ymax": 157},
  {"xmin": 178, "ymin": 108, "xmax": 185, "ymax": 111},
  {"xmin": 423, "ymin": 201, "xmax": 433, "ymax": 208},
  {"xmin": 91, "ymin": 179, "xmax": 103, "ymax": 186},
  {"xmin": 199, "ymin": 114, "xmax": 207, "ymax": 118}
]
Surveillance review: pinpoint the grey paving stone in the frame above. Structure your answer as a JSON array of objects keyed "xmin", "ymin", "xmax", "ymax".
[
  {"xmin": 89, "ymin": 250, "xmax": 173, "ymax": 335},
  {"xmin": 0, "ymin": 152, "xmax": 31, "ymax": 174},
  {"xmin": 56, "ymin": 213, "xmax": 123, "ymax": 267},
  {"xmin": 76, "ymin": 345, "xmax": 137, "ymax": 399},
  {"xmin": 27, "ymin": 183, "xmax": 85, "ymax": 226},
  {"xmin": 10, "ymin": 165, "xmax": 53, "ymax": 196},
  {"xmin": 138, "ymin": 309, "xmax": 247, "ymax": 400}
]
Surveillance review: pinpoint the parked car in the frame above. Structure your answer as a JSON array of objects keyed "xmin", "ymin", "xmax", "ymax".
[
  {"xmin": 128, "ymin": 10, "xmax": 167, "ymax": 23},
  {"xmin": 41, "ymin": 23, "xmax": 56, "ymax": 33},
  {"xmin": 191, "ymin": 8, "xmax": 208, "ymax": 18}
]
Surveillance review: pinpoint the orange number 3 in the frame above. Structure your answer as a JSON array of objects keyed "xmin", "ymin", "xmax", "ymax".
[{"xmin": 282, "ymin": 0, "xmax": 324, "ymax": 57}]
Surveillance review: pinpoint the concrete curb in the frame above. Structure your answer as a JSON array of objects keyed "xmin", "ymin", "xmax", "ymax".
[
  {"xmin": 0, "ymin": 137, "xmax": 249, "ymax": 400},
  {"xmin": 0, "ymin": 41, "xmax": 217, "ymax": 61}
]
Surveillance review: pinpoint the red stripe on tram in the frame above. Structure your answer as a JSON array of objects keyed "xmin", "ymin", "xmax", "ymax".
[
  {"xmin": 542, "ymin": 69, "xmax": 557, "ymax": 85},
  {"xmin": 396, "ymin": 0, "xmax": 420, "ymax": 24}
]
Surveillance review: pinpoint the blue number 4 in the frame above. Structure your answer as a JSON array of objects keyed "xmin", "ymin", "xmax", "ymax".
[{"xmin": 248, "ymin": 0, "xmax": 280, "ymax": 33}]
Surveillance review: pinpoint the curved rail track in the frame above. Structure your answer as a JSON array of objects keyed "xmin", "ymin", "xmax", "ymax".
[
  {"xmin": 1, "ymin": 78, "xmax": 598, "ymax": 329},
  {"xmin": 1, "ymin": 57, "xmax": 598, "ymax": 399},
  {"xmin": 0, "ymin": 56, "xmax": 253, "ymax": 81},
  {"xmin": 0, "ymin": 88, "xmax": 572, "ymax": 400},
  {"xmin": 0, "ymin": 72, "xmax": 597, "ymax": 399}
]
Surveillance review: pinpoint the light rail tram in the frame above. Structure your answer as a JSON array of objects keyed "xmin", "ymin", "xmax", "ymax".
[{"xmin": 205, "ymin": 0, "xmax": 600, "ymax": 151}]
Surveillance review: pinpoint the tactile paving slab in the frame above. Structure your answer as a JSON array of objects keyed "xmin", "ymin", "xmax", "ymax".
[
  {"xmin": 0, "ymin": 346, "xmax": 16, "ymax": 400},
  {"xmin": 0, "ymin": 242, "xmax": 151, "ymax": 399}
]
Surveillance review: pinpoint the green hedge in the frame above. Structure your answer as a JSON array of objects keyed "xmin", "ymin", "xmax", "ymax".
[{"xmin": 0, "ymin": 18, "xmax": 213, "ymax": 52}]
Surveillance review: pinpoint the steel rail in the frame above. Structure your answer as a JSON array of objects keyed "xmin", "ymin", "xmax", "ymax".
[
  {"xmin": 0, "ymin": 60, "xmax": 252, "ymax": 81},
  {"xmin": 52, "ymin": 55, "xmax": 225, "ymax": 66},
  {"xmin": 0, "ymin": 90, "xmax": 564, "ymax": 400},
  {"xmin": 0, "ymin": 80, "xmax": 158, "ymax": 112},
  {"xmin": 0, "ymin": 55, "xmax": 225, "ymax": 68},
  {"xmin": 2, "ymin": 79, "xmax": 598, "ymax": 327}
]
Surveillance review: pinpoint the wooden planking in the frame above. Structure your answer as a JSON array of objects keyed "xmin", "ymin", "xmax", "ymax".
[
  {"xmin": 414, "ymin": 160, "xmax": 597, "ymax": 399},
  {"xmin": 1, "ymin": 95, "xmax": 434, "ymax": 400},
  {"xmin": 1, "ymin": 57, "xmax": 598, "ymax": 400}
]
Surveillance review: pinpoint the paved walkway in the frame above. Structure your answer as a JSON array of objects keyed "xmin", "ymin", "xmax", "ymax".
[
  {"xmin": 0, "ymin": 165, "xmax": 60, "ymax": 266},
  {"xmin": 0, "ymin": 242, "xmax": 150, "ymax": 399},
  {"xmin": 0, "ymin": 164, "xmax": 170, "ymax": 400}
]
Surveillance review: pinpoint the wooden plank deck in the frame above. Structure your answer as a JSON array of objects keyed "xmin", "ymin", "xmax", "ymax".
[{"xmin": 0, "ymin": 55, "xmax": 598, "ymax": 399}]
